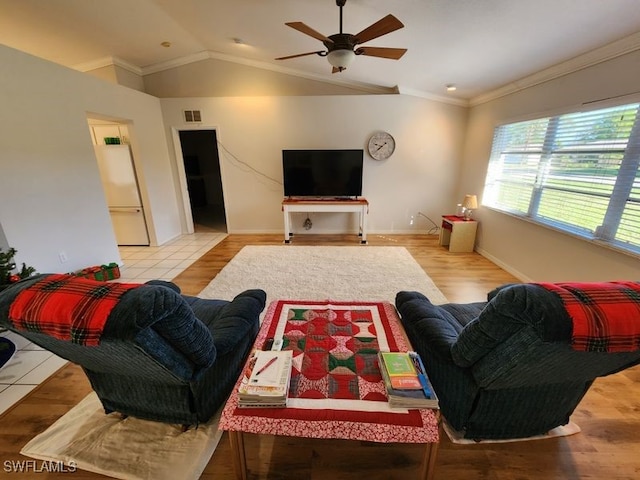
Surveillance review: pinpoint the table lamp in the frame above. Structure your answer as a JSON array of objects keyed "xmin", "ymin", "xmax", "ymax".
[{"xmin": 462, "ymin": 194, "xmax": 478, "ymax": 220}]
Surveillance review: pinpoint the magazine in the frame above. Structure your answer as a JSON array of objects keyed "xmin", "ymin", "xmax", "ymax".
[{"xmin": 238, "ymin": 350, "xmax": 293, "ymax": 408}]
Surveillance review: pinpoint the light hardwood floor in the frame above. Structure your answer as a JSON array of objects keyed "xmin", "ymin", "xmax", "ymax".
[{"xmin": 1, "ymin": 234, "xmax": 638, "ymax": 479}]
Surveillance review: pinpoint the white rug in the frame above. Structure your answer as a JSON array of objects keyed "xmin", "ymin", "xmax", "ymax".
[
  {"xmin": 442, "ymin": 418, "xmax": 581, "ymax": 444},
  {"xmin": 21, "ymin": 392, "xmax": 223, "ymax": 480},
  {"xmin": 199, "ymin": 245, "xmax": 447, "ymax": 307}
]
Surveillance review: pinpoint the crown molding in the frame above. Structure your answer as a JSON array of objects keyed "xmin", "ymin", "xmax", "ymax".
[
  {"xmin": 397, "ymin": 86, "xmax": 469, "ymax": 107},
  {"xmin": 140, "ymin": 51, "xmax": 211, "ymax": 75},
  {"xmin": 141, "ymin": 50, "xmax": 401, "ymax": 95},
  {"xmin": 72, "ymin": 56, "xmax": 143, "ymax": 76},
  {"xmin": 470, "ymin": 31, "xmax": 640, "ymax": 107},
  {"xmin": 71, "ymin": 30, "xmax": 640, "ymax": 107}
]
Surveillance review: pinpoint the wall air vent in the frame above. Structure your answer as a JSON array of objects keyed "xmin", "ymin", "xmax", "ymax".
[{"xmin": 183, "ymin": 110, "xmax": 202, "ymax": 123}]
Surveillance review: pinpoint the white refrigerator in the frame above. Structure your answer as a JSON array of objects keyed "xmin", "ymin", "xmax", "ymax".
[{"xmin": 95, "ymin": 145, "xmax": 150, "ymax": 246}]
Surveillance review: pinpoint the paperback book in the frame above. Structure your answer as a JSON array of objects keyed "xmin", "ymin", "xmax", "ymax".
[
  {"xmin": 378, "ymin": 351, "xmax": 439, "ymax": 409},
  {"xmin": 238, "ymin": 350, "xmax": 293, "ymax": 408}
]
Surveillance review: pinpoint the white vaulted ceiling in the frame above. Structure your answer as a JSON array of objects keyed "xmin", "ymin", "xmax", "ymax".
[{"xmin": 2, "ymin": 0, "xmax": 640, "ymax": 104}]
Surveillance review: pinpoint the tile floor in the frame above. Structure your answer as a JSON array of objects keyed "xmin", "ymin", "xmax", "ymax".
[{"xmin": 0, "ymin": 231, "xmax": 227, "ymax": 415}]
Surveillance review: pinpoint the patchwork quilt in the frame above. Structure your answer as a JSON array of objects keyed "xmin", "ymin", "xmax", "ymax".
[{"xmin": 219, "ymin": 299, "xmax": 439, "ymax": 444}]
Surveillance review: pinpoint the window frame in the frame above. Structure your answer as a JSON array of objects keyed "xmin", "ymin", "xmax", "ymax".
[{"xmin": 483, "ymin": 100, "xmax": 640, "ymax": 258}]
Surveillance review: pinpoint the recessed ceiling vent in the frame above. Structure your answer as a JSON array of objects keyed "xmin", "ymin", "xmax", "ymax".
[{"xmin": 183, "ymin": 110, "xmax": 202, "ymax": 123}]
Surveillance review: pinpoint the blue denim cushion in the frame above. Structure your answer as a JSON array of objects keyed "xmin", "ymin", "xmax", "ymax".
[
  {"xmin": 395, "ymin": 291, "xmax": 484, "ymax": 360},
  {"xmin": 451, "ymin": 284, "xmax": 571, "ymax": 368},
  {"xmin": 105, "ymin": 285, "xmax": 216, "ymax": 380},
  {"xmin": 185, "ymin": 289, "xmax": 267, "ymax": 356}
]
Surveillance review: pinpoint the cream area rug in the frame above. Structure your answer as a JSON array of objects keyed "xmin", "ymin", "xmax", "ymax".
[
  {"xmin": 199, "ymin": 245, "xmax": 448, "ymax": 306},
  {"xmin": 21, "ymin": 393, "xmax": 223, "ymax": 480},
  {"xmin": 20, "ymin": 245, "xmax": 446, "ymax": 479},
  {"xmin": 443, "ymin": 418, "xmax": 581, "ymax": 444}
]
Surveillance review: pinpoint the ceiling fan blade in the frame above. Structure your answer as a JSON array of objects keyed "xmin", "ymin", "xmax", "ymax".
[
  {"xmin": 285, "ymin": 22, "xmax": 334, "ymax": 44},
  {"xmin": 354, "ymin": 14, "xmax": 404, "ymax": 44},
  {"xmin": 275, "ymin": 51, "xmax": 325, "ymax": 60},
  {"xmin": 357, "ymin": 46, "xmax": 407, "ymax": 60}
]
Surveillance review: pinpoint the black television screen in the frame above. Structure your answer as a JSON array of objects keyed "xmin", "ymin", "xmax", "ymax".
[{"xmin": 282, "ymin": 149, "xmax": 364, "ymax": 197}]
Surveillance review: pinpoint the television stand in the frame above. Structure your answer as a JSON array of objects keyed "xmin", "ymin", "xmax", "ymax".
[{"xmin": 282, "ymin": 197, "xmax": 369, "ymax": 244}]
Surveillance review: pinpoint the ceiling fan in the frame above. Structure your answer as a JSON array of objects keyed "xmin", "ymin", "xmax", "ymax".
[{"xmin": 275, "ymin": 0, "xmax": 407, "ymax": 73}]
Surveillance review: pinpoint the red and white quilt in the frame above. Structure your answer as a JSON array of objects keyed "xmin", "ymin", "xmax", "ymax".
[{"xmin": 219, "ymin": 299, "xmax": 439, "ymax": 444}]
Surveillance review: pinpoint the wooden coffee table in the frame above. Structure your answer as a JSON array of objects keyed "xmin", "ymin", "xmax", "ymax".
[{"xmin": 219, "ymin": 300, "xmax": 440, "ymax": 480}]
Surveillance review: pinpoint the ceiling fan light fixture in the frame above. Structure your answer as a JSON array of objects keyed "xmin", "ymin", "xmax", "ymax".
[
  {"xmin": 277, "ymin": 2, "xmax": 406, "ymax": 71},
  {"xmin": 327, "ymin": 49, "xmax": 356, "ymax": 70}
]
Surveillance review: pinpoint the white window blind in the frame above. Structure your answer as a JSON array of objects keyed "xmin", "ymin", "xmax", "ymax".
[{"xmin": 484, "ymin": 102, "xmax": 640, "ymax": 255}]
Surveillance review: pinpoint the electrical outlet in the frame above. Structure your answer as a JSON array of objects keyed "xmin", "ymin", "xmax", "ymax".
[{"xmin": 58, "ymin": 251, "xmax": 68, "ymax": 263}]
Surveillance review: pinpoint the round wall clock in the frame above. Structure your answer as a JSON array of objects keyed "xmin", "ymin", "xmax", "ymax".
[{"xmin": 367, "ymin": 131, "xmax": 396, "ymax": 160}]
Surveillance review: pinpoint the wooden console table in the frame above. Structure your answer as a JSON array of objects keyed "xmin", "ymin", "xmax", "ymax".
[{"xmin": 282, "ymin": 198, "xmax": 369, "ymax": 244}]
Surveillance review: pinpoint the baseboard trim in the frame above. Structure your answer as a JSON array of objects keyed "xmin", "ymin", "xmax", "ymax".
[
  {"xmin": 475, "ymin": 247, "xmax": 533, "ymax": 282},
  {"xmin": 226, "ymin": 229, "xmax": 440, "ymax": 235}
]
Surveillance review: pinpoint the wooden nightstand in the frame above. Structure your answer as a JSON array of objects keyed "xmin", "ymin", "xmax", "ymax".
[{"xmin": 439, "ymin": 215, "xmax": 478, "ymax": 252}]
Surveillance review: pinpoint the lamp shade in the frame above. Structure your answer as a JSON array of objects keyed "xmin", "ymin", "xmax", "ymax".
[
  {"xmin": 462, "ymin": 194, "xmax": 478, "ymax": 210},
  {"xmin": 327, "ymin": 49, "xmax": 356, "ymax": 69}
]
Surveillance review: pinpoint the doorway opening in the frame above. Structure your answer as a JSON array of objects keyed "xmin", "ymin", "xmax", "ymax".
[
  {"xmin": 178, "ymin": 130, "xmax": 227, "ymax": 233},
  {"xmin": 88, "ymin": 118, "xmax": 151, "ymax": 246}
]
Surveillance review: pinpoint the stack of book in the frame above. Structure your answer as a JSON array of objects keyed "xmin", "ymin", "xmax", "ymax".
[
  {"xmin": 238, "ymin": 350, "xmax": 293, "ymax": 408},
  {"xmin": 378, "ymin": 351, "xmax": 439, "ymax": 409}
]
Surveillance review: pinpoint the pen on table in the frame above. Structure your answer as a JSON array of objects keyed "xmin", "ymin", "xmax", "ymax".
[
  {"xmin": 409, "ymin": 351, "xmax": 432, "ymax": 397},
  {"xmin": 255, "ymin": 357, "xmax": 278, "ymax": 375},
  {"xmin": 409, "ymin": 351, "xmax": 423, "ymax": 374}
]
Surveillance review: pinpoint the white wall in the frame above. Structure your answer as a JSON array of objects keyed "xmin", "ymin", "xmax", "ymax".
[
  {"xmin": 0, "ymin": 223, "xmax": 8, "ymax": 251},
  {"xmin": 160, "ymin": 95, "xmax": 468, "ymax": 235},
  {"xmin": 143, "ymin": 57, "xmax": 382, "ymax": 98},
  {"xmin": 0, "ymin": 45, "xmax": 181, "ymax": 274},
  {"xmin": 462, "ymin": 49, "xmax": 640, "ymax": 281},
  {"xmin": 9, "ymin": 36, "xmax": 634, "ymax": 284}
]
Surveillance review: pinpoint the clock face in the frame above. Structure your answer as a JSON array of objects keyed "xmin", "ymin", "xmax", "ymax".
[{"xmin": 367, "ymin": 132, "xmax": 395, "ymax": 160}]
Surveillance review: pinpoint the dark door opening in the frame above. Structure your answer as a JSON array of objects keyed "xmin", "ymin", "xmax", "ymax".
[{"xmin": 178, "ymin": 130, "xmax": 227, "ymax": 233}]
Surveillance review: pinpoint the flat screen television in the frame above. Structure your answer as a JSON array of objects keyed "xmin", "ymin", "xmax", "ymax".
[{"xmin": 282, "ymin": 149, "xmax": 364, "ymax": 198}]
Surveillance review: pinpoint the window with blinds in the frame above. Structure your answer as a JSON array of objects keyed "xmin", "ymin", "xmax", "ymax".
[{"xmin": 484, "ymin": 102, "xmax": 640, "ymax": 255}]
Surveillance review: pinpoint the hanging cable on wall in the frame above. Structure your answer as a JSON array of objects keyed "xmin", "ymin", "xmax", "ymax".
[
  {"xmin": 409, "ymin": 212, "xmax": 440, "ymax": 235},
  {"xmin": 216, "ymin": 140, "xmax": 283, "ymax": 191}
]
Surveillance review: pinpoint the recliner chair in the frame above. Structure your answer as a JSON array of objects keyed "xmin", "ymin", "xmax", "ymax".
[
  {"xmin": 0, "ymin": 274, "xmax": 266, "ymax": 426},
  {"xmin": 396, "ymin": 282, "xmax": 640, "ymax": 440}
]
